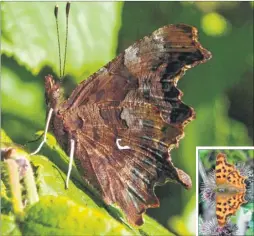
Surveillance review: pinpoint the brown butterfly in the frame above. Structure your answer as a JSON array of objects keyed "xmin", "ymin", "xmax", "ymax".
[
  {"xmin": 38, "ymin": 20, "xmax": 211, "ymax": 225},
  {"xmin": 215, "ymin": 153, "xmax": 247, "ymax": 226}
]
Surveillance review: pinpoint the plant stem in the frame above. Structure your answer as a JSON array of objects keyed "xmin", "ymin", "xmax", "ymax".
[
  {"xmin": 6, "ymin": 159, "xmax": 23, "ymax": 213},
  {"xmin": 23, "ymin": 160, "xmax": 39, "ymax": 205},
  {"xmin": 198, "ymin": 158, "xmax": 208, "ymax": 183}
]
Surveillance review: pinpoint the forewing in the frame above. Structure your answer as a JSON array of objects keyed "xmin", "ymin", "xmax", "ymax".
[
  {"xmin": 215, "ymin": 153, "xmax": 236, "ymax": 185},
  {"xmin": 226, "ymin": 170, "xmax": 247, "ymax": 190},
  {"xmin": 62, "ymin": 24, "xmax": 211, "ymax": 116}
]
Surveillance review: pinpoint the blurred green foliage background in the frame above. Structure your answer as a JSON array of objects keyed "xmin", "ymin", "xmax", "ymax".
[{"xmin": 1, "ymin": 2, "xmax": 253, "ymax": 235}]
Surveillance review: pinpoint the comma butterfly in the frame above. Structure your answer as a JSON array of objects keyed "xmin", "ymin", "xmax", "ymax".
[
  {"xmin": 215, "ymin": 153, "xmax": 247, "ymax": 226},
  {"xmin": 34, "ymin": 3, "xmax": 212, "ymax": 226}
]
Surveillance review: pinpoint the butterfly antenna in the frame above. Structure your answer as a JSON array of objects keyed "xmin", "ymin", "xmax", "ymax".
[
  {"xmin": 55, "ymin": 4, "xmax": 62, "ymax": 78},
  {"xmin": 62, "ymin": 2, "xmax": 70, "ymax": 78}
]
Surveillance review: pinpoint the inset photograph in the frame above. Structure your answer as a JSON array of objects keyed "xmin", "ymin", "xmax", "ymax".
[{"xmin": 198, "ymin": 148, "xmax": 254, "ymax": 236}]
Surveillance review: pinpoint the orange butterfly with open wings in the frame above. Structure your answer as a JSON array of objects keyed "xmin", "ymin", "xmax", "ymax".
[{"xmin": 215, "ymin": 153, "xmax": 247, "ymax": 226}]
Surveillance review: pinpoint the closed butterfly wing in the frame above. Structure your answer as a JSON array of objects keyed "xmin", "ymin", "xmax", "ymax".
[{"xmin": 45, "ymin": 24, "xmax": 211, "ymax": 225}]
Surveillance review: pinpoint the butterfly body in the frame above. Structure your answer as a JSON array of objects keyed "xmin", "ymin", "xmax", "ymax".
[
  {"xmin": 215, "ymin": 153, "xmax": 247, "ymax": 226},
  {"xmin": 216, "ymin": 186, "xmax": 244, "ymax": 194},
  {"xmin": 45, "ymin": 24, "xmax": 211, "ymax": 225}
]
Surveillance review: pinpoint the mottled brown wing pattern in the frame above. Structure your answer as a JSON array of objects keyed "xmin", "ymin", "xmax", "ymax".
[
  {"xmin": 66, "ymin": 102, "xmax": 192, "ymax": 225},
  {"xmin": 46, "ymin": 24, "xmax": 211, "ymax": 225},
  {"xmin": 62, "ymin": 24, "xmax": 211, "ymax": 118}
]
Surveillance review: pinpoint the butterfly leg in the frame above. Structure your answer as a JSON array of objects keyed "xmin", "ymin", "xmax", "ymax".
[
  {"xmin": 30, "ymin": 108, "xmax": 54, "ymax": 155},
  {"xmin": 65, "ymin": 138, "xmax": 75, "ymax": 189}
]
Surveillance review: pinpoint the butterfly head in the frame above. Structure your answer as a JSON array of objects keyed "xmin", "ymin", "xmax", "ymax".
[{"xmin": 44, "ymin": 74, "xmax": 64, "ymax": 110}]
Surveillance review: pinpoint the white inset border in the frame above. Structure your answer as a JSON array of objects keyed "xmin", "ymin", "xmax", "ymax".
[{"xmin": 195, "ymin": 146, "xmax": 254, "ymax": 236}]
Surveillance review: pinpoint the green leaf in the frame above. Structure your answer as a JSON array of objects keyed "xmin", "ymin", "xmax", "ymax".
[
  {"xmin": 248, "ymin": 150, "xmax": 254, "ymax": 159},
  {"xmin": 1, "ymin": 181, "xmax": 13, "ymax": 215},
  {"xmin": 243, "ymin": 202, "xmax": 254, "ymax": 211},
  {"xmin": 1, "ymin": 129, "xmax": 13, "ymax": 143},
  {"xmin": 22, "ymin": 196, "xmax": 132, "ymax": 236},
  {"xmin": 1, "ymin": 2, "xmax": 123, "ymax": 79},
  {"xmin": 31, "ymin": 154, "xmax": 96, "ymax": 209},
  {"xmin": 1, "ymin": 57, "xmax": 46, "ymax": 143},
  {"xmin": 1, "ymin": 214, "xmax": 22, "ymax": 236}
]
